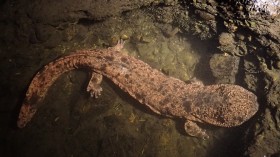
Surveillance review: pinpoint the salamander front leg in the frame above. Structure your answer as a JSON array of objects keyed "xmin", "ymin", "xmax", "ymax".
[
  {"xmin": 87, "ymin": 72, "xmax": 103, "ymax": 98},
  {"xmin": 184, "ymin": 120, "xmax": 209, "ymax": 139}
]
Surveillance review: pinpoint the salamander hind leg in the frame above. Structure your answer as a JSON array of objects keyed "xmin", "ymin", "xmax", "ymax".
[
  {"xmin": 87, "ymin": 72, "xmax": 103, "ymax": 98},
  {"xmin": 184, "ymin": 120, "xmax": 209, "ymax": 139}
]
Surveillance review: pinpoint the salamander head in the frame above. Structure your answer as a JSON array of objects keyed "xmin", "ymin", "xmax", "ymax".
[
  {"xmin": 188, "ymin": 84, "xmax": 259, "ymax": 127},
  {"xmin": 17, "ymin": 104, "xmax": 37, "ymax": 128}
]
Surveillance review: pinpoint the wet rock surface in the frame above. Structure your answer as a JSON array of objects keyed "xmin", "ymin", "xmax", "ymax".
[
  {"xmin": 0, "ymin": 0, "xmax": 280, "ymax": 156},
  {"xmin": 209, "ymin": 53, "xmax": 240, "ymax": 84}
]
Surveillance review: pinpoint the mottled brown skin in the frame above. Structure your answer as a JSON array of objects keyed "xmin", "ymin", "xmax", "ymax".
[{"xmin": 17, "ymin": 41, "xmax": 258, "ymax": 138}]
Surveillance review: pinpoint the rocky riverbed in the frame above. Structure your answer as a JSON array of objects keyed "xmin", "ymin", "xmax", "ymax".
[{"xmin": 0, "ymin": 0, "xmax": 279, "ymax": 156}]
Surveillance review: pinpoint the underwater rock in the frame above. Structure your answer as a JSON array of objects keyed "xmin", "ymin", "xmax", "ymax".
[
  {"xmin": 218, "ymin": 33, "xmax": 236, "ymax": 55},
  {"xmin": 259, "ymin": 59, "xmax": 280, "ymax": 108},
  {"xmin": 34, "ymin": 24, "xmax": 54, "ymax": 42},
  {"xmin": 218, "ymin": 32, "xmax": 248, "ymax": 56},
  {"xmin": 246, "ymin": 109, "xmax": 280, "ymax": 157},
  {"xmin": 209, "ymin": 53, "xmax": 240, "ymax": 84},
  {"xmin": 195, "ymin": 10, "xmax": 215, "ymax": 21},
  {"xmin": 161, "ymin": 25, "xmax": 181, "ymax": 38},
  {"xmin": 219, "ymin": 32, "xmax": 235, "ymax": 46},
  {"xmin": 173, "ymin": 0, "xmax": 218, "ymax": 40},
  {"xmin": 223, "ymin": 20, "xmax": 238, "ymax": 33}
]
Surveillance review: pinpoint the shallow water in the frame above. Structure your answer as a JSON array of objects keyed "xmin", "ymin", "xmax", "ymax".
[{"xmin": 0, "ymin": 1, "xmax": 262, "ymax": 157}]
